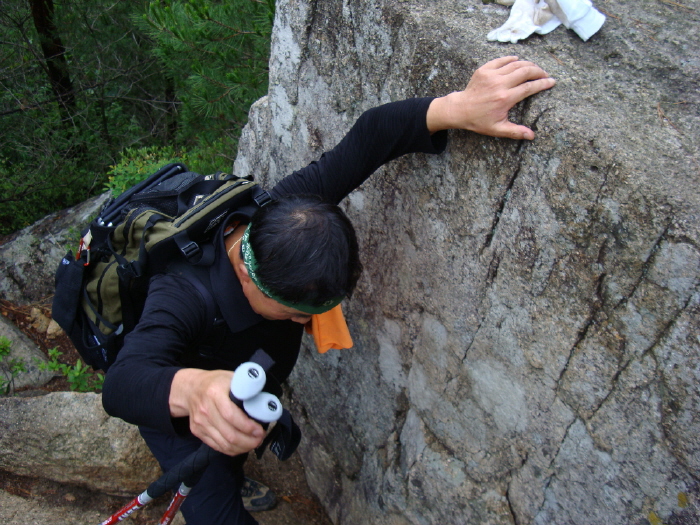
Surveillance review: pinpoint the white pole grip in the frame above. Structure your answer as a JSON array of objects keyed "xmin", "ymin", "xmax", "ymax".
[
  {"xmin": 229, "ymin": 362, "xmax": 266, "ymax": 405},
  {"xmin": 243, "ymin": 392, "xmax": 283, "ymax": 423}
]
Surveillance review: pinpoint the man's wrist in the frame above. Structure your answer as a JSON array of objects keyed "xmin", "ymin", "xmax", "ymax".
[
  {"xmin": 426, "ymin": 92, "xmax": 462, "ymax": 134},
  {"xmin": 169, "ymin": 368, "xmax": 203, "ymax": 417}
]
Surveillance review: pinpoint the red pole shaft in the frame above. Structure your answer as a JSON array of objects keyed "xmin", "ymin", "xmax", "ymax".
[
  {"xmin": 159, "ymin": 483, "xmax": 192, "ymax": 525},
  {"xmin": 99, "ymin": 491, "xmax": 152, "ymax": 524}
]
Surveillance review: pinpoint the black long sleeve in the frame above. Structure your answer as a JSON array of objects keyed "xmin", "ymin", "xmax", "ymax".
[
  {"xmin": 102, "ymin": 274, "xmax": 208, "ymax": 433},
  {"xmin": 271, "ymin": 98, "xmax": 446, "ymax": 202}
]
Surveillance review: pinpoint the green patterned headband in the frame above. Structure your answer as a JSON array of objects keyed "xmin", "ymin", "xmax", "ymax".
[{"xmin": 240, "ymin": 225, "xmax": 344, "ymax": 315}]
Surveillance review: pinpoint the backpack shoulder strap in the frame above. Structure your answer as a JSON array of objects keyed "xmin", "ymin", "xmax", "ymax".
[{"xmin": 166, "ymin": 261, "xmax": 219, "ymax": 340}]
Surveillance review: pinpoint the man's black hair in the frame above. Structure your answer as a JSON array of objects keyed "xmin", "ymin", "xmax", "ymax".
[{"xmin": 248, "ymin": 194, "xmax": 363, "ymax": 307}]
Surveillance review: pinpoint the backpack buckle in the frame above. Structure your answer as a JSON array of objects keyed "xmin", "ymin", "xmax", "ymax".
[
  {"xmin": 180, "ymin": 241, "xmax": 201, "ymax": 260},
  {"xmin": 253, "ymin": 189, "xmax": 273, "ymax": 208}
]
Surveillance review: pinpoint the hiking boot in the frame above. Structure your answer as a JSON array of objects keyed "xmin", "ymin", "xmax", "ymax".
[{"xmin": 241, "ymin": 477, "xmax": 277, "ymax": 512}]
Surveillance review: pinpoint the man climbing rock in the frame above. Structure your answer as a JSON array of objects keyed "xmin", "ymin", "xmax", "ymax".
[{"xmin": 102, "ymin": 56, "xmax": 556, "ymax": 525}]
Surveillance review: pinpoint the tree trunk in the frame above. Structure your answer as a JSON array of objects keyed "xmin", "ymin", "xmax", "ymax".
[{"xmin": 29, "ymin": 0, "xmax": 76, "ymax": 119}]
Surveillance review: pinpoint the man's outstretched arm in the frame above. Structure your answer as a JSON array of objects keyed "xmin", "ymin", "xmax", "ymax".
[
  {"xmin": 274, "ymin": 56, "xmax": 556, "ymax": 204},
  {"xmin": 426, "ymin": 56, "xmax": 556, "ymax": 140}
]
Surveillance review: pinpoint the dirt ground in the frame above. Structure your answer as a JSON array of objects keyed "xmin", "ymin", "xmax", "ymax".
[
  {"xmin": 0, "ymin": 452, "xmax": 331, "ymax": 525},
  {"xmin": 0, "ymin": 299, "xmax": 332, "ymax": 525}
]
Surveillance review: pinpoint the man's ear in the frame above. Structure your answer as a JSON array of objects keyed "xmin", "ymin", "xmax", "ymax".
[{"xmin": 237, "ymin": 261, "xmax": 251, "ymax": 282}]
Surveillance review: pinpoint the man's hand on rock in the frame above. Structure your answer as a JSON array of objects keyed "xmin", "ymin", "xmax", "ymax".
[{"xmin": 426, "ymin": 55, "xmax": 556, "ymax": 140}]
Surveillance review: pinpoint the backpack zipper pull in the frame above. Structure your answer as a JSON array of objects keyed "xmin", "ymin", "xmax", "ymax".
[{"xmin": 77, "ymin": 230, "xmax": 93, "ymax": 266}]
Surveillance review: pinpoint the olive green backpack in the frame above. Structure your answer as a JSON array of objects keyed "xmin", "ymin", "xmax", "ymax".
[{"xmin": 52, "ymin": 163, "xmax": 271, "ymax": 371}]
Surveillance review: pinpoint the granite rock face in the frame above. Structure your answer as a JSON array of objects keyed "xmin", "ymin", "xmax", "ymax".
[
  {"xmin": 0, "ymin": 193, "xmax": 159, "ymax": 497},
  {"xmin": 0, "ymin": 392, "xmax": 160, "ymax": 496},
  {"xmin": 0, "ymin": 315, "xmax": 54, "ymax": 392},
  {"xmin": 0, "ymin": 193, "xmax": 108, "ymax": 305},
  {"xmin": 234, "ymin": 0, "xmax": 699, "ymax": 524}
]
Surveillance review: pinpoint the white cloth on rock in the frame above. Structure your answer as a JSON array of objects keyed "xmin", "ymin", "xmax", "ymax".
[{"xmin": 487, "ymin": 0, "xmax": 605, "ymax": 43}]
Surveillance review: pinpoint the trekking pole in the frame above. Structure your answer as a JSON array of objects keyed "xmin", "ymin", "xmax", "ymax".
[
  {"xmin": 98, "ymin": 360, "xmax": 283, "ymax": 524},
  {"xmin": 99, "ymin": 442, "xmax": 218, "ymax": 525}
]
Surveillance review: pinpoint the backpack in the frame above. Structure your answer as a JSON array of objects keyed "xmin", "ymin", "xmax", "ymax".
[{"xmin": 52, "ymin": 163, "xmax": 271, "ymax": 372}]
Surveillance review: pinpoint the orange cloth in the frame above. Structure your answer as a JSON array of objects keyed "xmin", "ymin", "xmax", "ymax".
[{"xmin": 305, "ymin": 304, "xmax": 353, "ymax": 353}]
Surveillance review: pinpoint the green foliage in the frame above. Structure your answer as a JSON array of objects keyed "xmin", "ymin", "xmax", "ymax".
[
  {"xmin": 105, "ymin": 138, "xmax": 239, "ymax": 196},
  {"xmin": 0, "ymin": 336, "xmax": 26, "ymax": 395},
  {"xmin": 38, "ymin": 347, "xmax": 104, "ymax": 392},
  {"xmin": 105, "ymin": 145, "xmax": 188, "ymax": 196},
  {"xmin": 182, "ymin": 136, "xmax": 245, "ymax": 176},
  {"xmin": 0, "ymin": 0, "xmax": 273, "ymax": 236},
  {"xmin": 142, "ymin": 0, "xmax": 274, "ymax": 144},
  {"xmin": 0, "ymin": 0, "xmax": 173, "ymax": 234}
]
